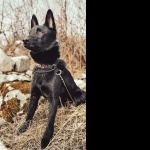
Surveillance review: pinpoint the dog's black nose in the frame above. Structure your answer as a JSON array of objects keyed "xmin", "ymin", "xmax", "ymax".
[{"xmin": 23, "ymin": 39, "xmax": 30, "ymax": 44}]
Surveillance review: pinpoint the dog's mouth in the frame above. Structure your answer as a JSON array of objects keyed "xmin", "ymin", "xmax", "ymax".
[
  {"xmin": 22, "ymin": 39, "xmax": 58, "ymax": 54},
  {"xmin": 23, "ymin": 39, "xmax": 30, "ymax": 46},
  {"xmin": 23, "ymin": 44, "xmax": 40, "ymax": 54},
  {"xmin": 25, "ymin": 46, "xmax": 41, "ymax": 54},
  {"xmin": 23, "ymin": 40, "xmax": 40, "ymax": 53}
]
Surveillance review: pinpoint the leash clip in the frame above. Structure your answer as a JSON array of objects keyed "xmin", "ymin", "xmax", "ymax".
[{"xmin": 55, "ymin": 69, "xmax": 62, "ymax": 75}]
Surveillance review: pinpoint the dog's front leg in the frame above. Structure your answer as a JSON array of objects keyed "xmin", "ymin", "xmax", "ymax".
[
  {"xmin": 17, "ymin": 90, "xmax": 40, "ymax": 135},
  {"xmin": 41, "ymin": 96, "xmax": 59, "ymax": 149}
]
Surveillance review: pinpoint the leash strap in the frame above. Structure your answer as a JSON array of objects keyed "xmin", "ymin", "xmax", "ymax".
[{"xmin": 56, "ymin": 70, "xmax": 74, "ymax": 102}]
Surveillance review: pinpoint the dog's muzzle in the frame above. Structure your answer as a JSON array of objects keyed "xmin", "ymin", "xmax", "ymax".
[{"xmin": 23, "ymin": 39, "xmax": 30, "ymax": 45}]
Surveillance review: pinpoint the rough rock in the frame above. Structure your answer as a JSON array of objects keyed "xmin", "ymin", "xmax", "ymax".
[
  {"xmin": 0, "ymin": 74, "xmax": 31, "ymax": 83},
  {"xmin": 76, "ymin": 73, "xmax": 86, "ymax": 80},
  {"xmin": 0, "ymin": 48, "xmax": 14, "ymax": 72},
  {"xmin": 11, "ymin": 56, "xmax": 30, "ymax": 72},
  {"xmin": 26, "ymin": 70, "xmax": 32, "ymax": 77},
  {"xmin": 74, "ymin": 79, "xmax": 86, "ymax": 90}
]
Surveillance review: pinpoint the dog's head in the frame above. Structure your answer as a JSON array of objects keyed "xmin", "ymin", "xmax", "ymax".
[{"xmin": 23, "ymin": 9, "xmax": 57, "ymax": 53}]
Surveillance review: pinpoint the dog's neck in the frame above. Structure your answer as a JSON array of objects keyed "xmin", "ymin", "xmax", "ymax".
[
  {"xmin": 35, "ymin": 59, "xmax": 59, "ymax": 69},
  {"xmin": 45, "ymin": 41, "xmax": 58, "ymax": 50},
  {"xmin": 30, "ymin": 41, "xmax": 60, "ymax": 65}
]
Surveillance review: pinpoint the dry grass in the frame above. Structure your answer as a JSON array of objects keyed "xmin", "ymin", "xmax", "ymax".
[
  {"xmin": 0, "ymin": 98, "xmax": 20, "ymax": 123},
  {"xmin": 59, "ymin": 36, "xmax": 86, "ymax": 78},
  {"xmin": 56, "ymin": 17, "xmax": 86, "ymax": 78},
  {"xmin": 0, "ymin": 101, "xmax": 86, "ymax": 150}
]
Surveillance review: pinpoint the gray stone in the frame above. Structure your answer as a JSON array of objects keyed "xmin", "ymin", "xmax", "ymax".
[
  {"xmin": 0, "ymin": 75, "xmax": 7, "ymax": 83},
  {"xmin": 17, "ymin": 75, "xmax": 30, "ymax": 81},
  {"xmin": 0, "ymin": 48, "xmax": 14, "ymax": 72},
  {"xmin": 6, "ymin": 74, "xmax": 18, "ymax": 81},
  {"xmin": 77, "ymin": 73, "xmax": 86, "ymax": 80},
  {"xmin": 74, "ymin": 79, "xmax": 86, "ymax": 90},
  {"xmin": 26, "ymin": 70, "xmax": 32, "ymax": 77},
  {"xmin": 11, "ymin": 56, "xmax": 30, "ymax": 72},
  {"xmin": 0, "ymin": 74, "xmax": 30, "ymax": 83}
]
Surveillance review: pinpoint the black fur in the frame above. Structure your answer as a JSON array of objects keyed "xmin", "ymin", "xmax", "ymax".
[{"xmin": 17, "ymin": 9, "xmax": 86, "ymax": 149}]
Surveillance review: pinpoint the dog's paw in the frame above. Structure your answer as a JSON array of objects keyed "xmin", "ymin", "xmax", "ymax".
[
  {"xmin": 41, "ymin": 130, "xmax": 53, "ymax": 149},
  {"xmin": 17, "ymin": 120, "xmax": 32, "ymax": 135},
  {"xmin": 41, "ymin": 136, "xmax": 51, "ymax": 149}
]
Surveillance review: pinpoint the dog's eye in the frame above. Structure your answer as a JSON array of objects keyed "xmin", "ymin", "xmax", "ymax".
[
  {"xmin": 36, "ymin": 28, "xmax": 43, "ymax": 36},
  {"xmin": 37, "ymin": 30, "xmax": 43, "ymax": 37}
]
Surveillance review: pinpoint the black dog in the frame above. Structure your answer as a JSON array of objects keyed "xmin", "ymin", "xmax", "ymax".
[{"xmin": 17, "ymin": 9, "xmax": 86, "ymax": 149}]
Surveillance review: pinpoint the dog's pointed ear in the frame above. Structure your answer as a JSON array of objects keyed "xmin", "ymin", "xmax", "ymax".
[
  {"xmin": 45, "ymin": 9, "xmax": 56, "ymax": 29},
  {"xmin": 31, "ymin": 14, "xmax": 39, "ymax": 28}
]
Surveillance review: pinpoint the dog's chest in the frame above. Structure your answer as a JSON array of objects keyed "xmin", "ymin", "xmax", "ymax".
[
  {"xmin": 32, "ymin": 72, "xmax": 59, "ymax": 98},
  {"xmin": 33, "ymin": 72, "xmax": 56, "ymax": 85}
]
